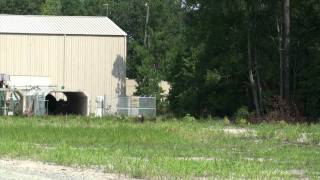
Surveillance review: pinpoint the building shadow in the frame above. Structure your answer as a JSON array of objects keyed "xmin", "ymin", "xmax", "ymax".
[{"xmin": 112, "ymin": 55, "xmax": 126, "ymax": 97}]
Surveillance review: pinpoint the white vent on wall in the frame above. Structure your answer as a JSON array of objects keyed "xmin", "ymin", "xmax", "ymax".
[{"xmin": 8, "ymin": 76, "xmax": 52, "ymax": 89}]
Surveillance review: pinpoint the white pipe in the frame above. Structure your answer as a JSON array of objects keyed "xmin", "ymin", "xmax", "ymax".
[{"xmin": 14, "ymin": 90, "xmax": 26, "ymax": 115}]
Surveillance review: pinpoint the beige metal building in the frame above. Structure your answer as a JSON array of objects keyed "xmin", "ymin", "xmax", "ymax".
[
  {"xmin": 0, "ymin": 15, "xmax": 127, "ymax": 113},
  {"xmin": 126, "ymin": 79, "xmax": 171, "ymax": 97}
]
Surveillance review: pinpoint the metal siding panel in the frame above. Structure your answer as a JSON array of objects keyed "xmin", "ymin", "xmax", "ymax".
[
  {"xmin": 64, "ymin": 36, "xmax": 72, "ymax": 88},
  {"xmin": 0, "ymin": 34, "xmax": 126, "ymax": 113},
  {"xmin": 0, "ymin": 34, "xmax": 64, "ymax": 86},
  {"xmin": 64, "ymin": 35, "xmax": 127, "ymax": 113}
]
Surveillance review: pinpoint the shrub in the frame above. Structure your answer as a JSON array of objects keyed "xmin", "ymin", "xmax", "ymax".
[
  {"xmin": 233, "ymin": 106, "xmax": 250, "ymax": 126},
  {"xmin": 235, "ymin": 106, "xmax": 250, "ymax": 120},
  {"xmin": 265, "ymin": 96, "xmax": 305, "ymax": 123},
  {"xmin": 182, "ymin": 114, "xmax": 196, "ymax": 122},
  {"xmin": 223, "ymin": 116, "xmax": 230, "ymax": 125},
  {"xmin": 236, "ymin": 118, "xmax": 247, "ymax": 126}
]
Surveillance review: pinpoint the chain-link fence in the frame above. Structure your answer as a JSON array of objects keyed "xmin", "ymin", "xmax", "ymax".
[{"xmin": 98, "ymin": 96, "xmax": 156, "ymax": 118}]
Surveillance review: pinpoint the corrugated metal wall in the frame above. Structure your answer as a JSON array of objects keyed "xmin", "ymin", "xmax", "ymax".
[{"xmin": 0, "ymin": 34, "xmax": 126, "ymax": 113}]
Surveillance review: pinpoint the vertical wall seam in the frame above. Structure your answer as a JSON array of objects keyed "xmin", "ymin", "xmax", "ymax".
[{"xmin": 63, "ymin": 34, "xmax": 66, "ymax": 87}]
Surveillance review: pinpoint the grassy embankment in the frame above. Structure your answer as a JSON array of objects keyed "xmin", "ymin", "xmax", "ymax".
[{"xmin": 0, "ymin": 116, "xmax": 319, "ymax": 179}]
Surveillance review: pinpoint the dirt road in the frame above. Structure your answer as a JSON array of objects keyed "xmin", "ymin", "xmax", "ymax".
[{"xmin": 0, "ymin": 159, "xmax": 131, "ymax": 180}]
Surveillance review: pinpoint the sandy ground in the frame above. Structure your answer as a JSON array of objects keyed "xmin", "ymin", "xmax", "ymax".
[
  {"xmin": 223, "ymin": 128, "xmax": 256, "ymax": 136},
  {"xmin": 0, "ymin": 159, "xmax": 133, "ymax": 180}
]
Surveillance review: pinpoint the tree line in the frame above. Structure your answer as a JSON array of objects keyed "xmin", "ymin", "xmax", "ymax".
[{"xmin": 1, "ymin": 0, "xmax": 319, "ymax": 121}]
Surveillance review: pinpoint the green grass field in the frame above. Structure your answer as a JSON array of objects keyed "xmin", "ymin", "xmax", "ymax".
[{"xmin": 0, "ymin": 116, "xmax": 319, "ymax": 179}]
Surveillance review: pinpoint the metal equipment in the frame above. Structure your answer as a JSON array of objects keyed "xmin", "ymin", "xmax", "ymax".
[{"xmin": 0, "ymin": 74, "xmax": 22, "ymax": 115}]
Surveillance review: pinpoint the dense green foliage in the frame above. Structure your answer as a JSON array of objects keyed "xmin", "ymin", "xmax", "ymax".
[
  {"xmin": 169, "ymin": 0, "xmax": 320, "ymax": 120},
  {"xmin": 0, "ymin": 116, "xmax": 319, "ymax": 178},
  {"xmin": 0, "ymin": 0, "xmax": 319, "ymax": 120},
  {"xmin": 41, "ymin": 0, "xmax": 62, "ymax": 15}
]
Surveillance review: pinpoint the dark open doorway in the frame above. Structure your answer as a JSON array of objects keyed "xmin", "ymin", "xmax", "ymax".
[{"xmin": 45, "ymin": 91, "xmax": 88, "ymax": 116}]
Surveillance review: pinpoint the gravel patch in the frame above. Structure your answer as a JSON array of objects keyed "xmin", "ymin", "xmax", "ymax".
[
  {"xmin": 176, "ymin": 157, "xmax": 217, "ymax": 161},
  {"xmin": 297, "ymin": 133, "xmax": 312, "ymax": 144},
  {"xmin": 287, "ymin": 169, "xmax": 309, "ymax": 179},
  {"xmin": 223, "ymin": 128, "xmax": 256, "ymax": 136},
  {"xmin": 0, "ymin": 159, "xmax": 135, "ymax": 180}
]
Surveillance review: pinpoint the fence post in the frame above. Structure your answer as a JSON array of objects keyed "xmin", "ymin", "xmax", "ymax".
[{"xmin": 128, "ymin": 96, "xmax": 131, "ymax": 116}]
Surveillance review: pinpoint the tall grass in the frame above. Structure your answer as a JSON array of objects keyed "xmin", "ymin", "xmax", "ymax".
[{"xmin": 0, "ymin": 116, "xmax": 319, "ymax": 179}]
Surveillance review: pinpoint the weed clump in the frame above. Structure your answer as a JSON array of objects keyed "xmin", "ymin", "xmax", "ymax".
[
  {"xmin": 223, "ymin": 116, "xmax": 230, "ymax": 125},
  {"xmin": 182, "ymin": 114, "xmax": 196, "ymax": 122},
  {"xmin": 235, "ymin": 106, "xmax": 250, "ymax": 120},
  {"xmin": 235, "ymin": 106, "xmax": 249, "ymax": 125},
  {"xmin": 236, "ymin": 118, "xmax": 247, "ymax": 126}
]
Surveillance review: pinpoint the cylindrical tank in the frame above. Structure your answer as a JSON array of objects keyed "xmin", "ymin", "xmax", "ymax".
[{"xmin": 95, "ymin": 96, "xmax": 104, "ymax": 117}]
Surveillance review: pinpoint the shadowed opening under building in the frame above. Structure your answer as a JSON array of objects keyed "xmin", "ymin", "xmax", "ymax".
[{"xmin": 45, "ymin": 91, "xmax": 89, "ymax": 116}]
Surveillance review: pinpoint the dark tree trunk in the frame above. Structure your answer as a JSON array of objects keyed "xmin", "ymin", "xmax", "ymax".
[
  {"xmin": 247, "ymin": 0, "xmax": 261, "ymax": 116},
  {"xmin": 248, "ymin": 31, "xmax": 261, "ymax": 116},
  {"xmin": 252, "ymin": 4, "xmax": 263, "ymax": 113},
  {"xmin": 277, "ymin": 17, "xmax": 284, "ymax": 98},
  {"xmin": 254, "ymin": 47, "xmax": 263, "ymax": 113},
  {"xmin": 283, "ymin": 0, "xmax": 290, "ymax": 101}
]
